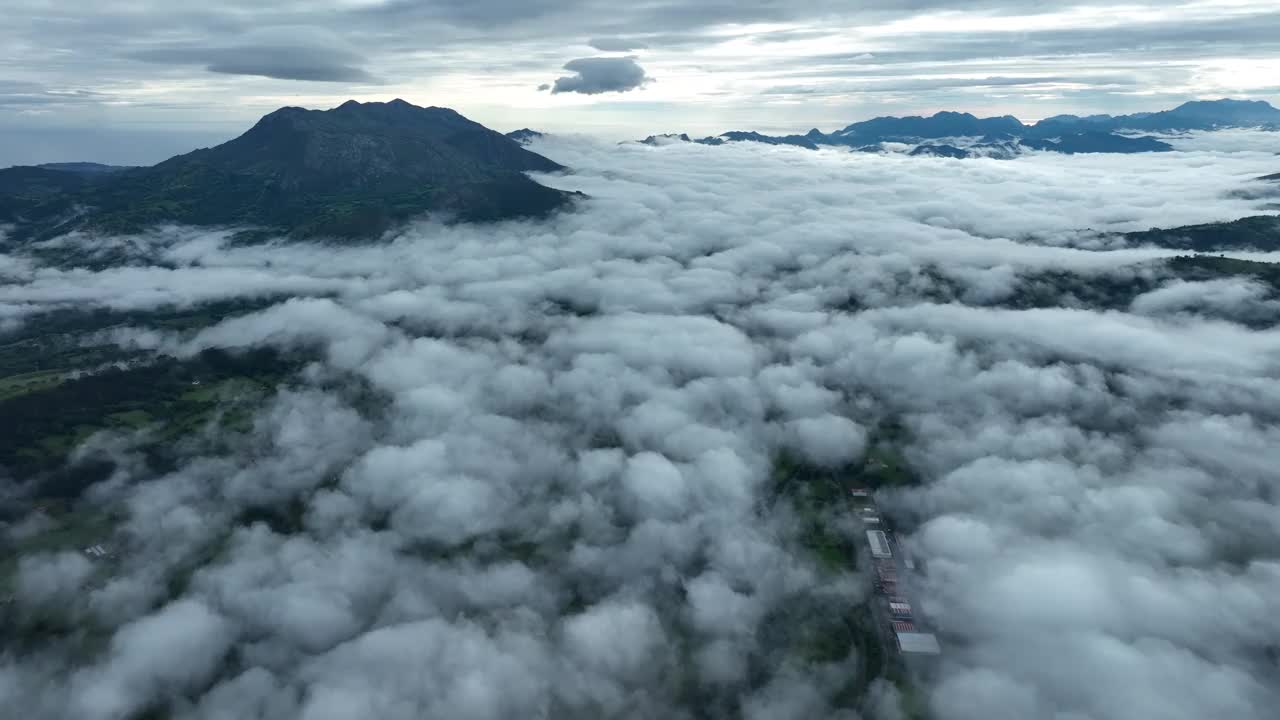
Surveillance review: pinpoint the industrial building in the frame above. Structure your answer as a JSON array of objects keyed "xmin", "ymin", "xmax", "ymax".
[
  {"xmin": 866, "ymin": 529, "xmax": 892, "ymax": 559},
  {"xmin": 895, "ymin": 632, "xmax": 942, "ymax": 655}
]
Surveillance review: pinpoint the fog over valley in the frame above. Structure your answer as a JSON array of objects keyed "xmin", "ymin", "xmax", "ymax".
[{"xmin": 2, "ymin": 126, "xmax": 1280, "ymax": 720}]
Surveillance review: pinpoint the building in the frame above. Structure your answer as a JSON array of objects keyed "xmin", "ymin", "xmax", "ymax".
[
  {"xmin": 889, "ymin": 600, "xmax": 913, "ymax": 619},
  {"xmin": 895, "ymin": 632, "xmax": 942, "ymax": 655},
  {"xmin": 892, "ymin": 620, "xmax": 916, "ymax": 633},
  {"xmin": 84, "ymin": 544, "xmax": 109, "ymax": 558},
  {"xmin": 866, "ymin": 530, "xmax": 892, "ymax": 559}
]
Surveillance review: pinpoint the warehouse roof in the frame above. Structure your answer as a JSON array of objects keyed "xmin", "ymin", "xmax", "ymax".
[{"xmin": 895, "ymin": 632, "xmax": 942, "ymax": 654}]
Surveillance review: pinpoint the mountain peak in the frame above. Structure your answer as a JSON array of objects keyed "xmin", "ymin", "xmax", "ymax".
[{"xmin": 2, "ymin": 100, "xmax": 573, "ymax": 240}]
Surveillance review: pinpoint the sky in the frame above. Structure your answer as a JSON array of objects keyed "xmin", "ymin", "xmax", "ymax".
[
  {"xmin": 3, "ymin": 0, "xmax": 1280, "ymax": 164},
  {"xmin": 3, "ymin": 132, "xmax": 1280, "ymax": 719}
]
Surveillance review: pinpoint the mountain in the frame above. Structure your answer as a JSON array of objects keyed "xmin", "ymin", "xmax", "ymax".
[
  {"xmin": 716, "ymin": 131, "xmax": 819, "ymax": 150},
  {"xmin": 1037, "ymin": 99, "xmax": 1280, "ymax": 133},
  {"xmin": 636, "ymin": 131, "xmax": 817, "ymax": 150},
  {"xmin": 640, "ymin": 133, "xmax": 695, "ymax": 146},
  {"xmin": 830, "ymin": 111, "xmax": 1027, "ymax": 144},
  {"xmin": 505, "ymin": 128, "xmax": 544, "ymax": 144},
  {"xmin": 1260, "ymin": 172, "xmax": 1280, "ymax": 181},
  {"xmin": 1, "ymin": 99, "xmax": 572, "ymax": 241}
]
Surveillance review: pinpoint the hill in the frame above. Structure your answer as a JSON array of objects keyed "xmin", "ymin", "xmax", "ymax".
[
  {"xmin": 1123, "ymin": 215, "xmax": 1280, "ymax": 252},
  {"xmin": 0, "ymin": 100, "xmax": 572, "ymax": 241},
  {"xmin": 0, "ymin": 166, "xmax": 93, "ymax": 226},
  {"xmin": 1021, "ymin": 131, "xmax": 1173, "ymax": 154},
  {"xmin": 35, "ymin": 162, "xmax": 134, "ymax": 175}
]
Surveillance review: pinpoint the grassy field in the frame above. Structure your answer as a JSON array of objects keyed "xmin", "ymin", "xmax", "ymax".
[
  {"xmin": 0, "ymin": 509, "xmax": 118, "ymax": 598},
  {"xmin": 0, "ymin": 369, "xmax": 66, "ymax": 401}
]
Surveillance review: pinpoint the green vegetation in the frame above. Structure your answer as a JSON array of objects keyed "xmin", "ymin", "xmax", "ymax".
[
  {"xmin": 1168, "ymin": 254, "xmax": 1280, "ymax": 286},
  {"xmin": 0, "ymin": 299, "xmax": 297, "ymax": 498},
  {"xmin": 999, "ymin": 268, "xmax": 1155, "ymax": 311},
  {"xmin": 860, "ymin": 445, "xmax": 918, "ymax": 490},
  {"xmin": 0, "ymin": 347, "xmax": 297, "ymax": 498},
  {"xmin": 1000, "ymin": 253, "xmax": 1280, "ymax": 319},
  {"xmin": 768, "ymin": 451, "xmax": 858, "ymax": 575},
  {"xmin": 0, "ymin": 166, "xmax": 90, "ymax": 227},
  {"xmin": 896, "ymin": 679, "xmax": 931, "ymax": 720},
  {"xmin": 1125, "ymin": 215, "xmax": 1280, "ymax": 252},
  {"xmin": 759, "ymin": 419, "xmax": 933, "ymax": 715}
]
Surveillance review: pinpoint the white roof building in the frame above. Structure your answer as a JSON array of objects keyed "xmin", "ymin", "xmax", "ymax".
[
  {"xmin": 866, "ymin": 530, "xmax": 892, "ymax": 559},
  {"xmin": 895, "ymin": 632, "xmax": 941, "ymax": 654}
]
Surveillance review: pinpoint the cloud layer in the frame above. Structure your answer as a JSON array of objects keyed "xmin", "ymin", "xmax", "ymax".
[{"xmin": 2, "ymin": 133, "xmax": 1280, "ymax": 719}]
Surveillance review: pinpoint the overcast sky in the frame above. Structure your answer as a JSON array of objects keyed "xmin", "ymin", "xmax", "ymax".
[{"xmin": 3, "ymin": 0, "xmax": 1280, "ymax": 164}]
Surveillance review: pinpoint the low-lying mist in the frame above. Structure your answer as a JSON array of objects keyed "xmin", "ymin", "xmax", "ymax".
[{"xmin": 2, "ymin": 134, "xmax": 1279, "ymax": 720}]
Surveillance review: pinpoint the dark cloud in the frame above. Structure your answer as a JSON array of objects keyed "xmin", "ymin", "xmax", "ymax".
[
  {"xmin": 551, "ymin": 57, "xmax": 651, "ymax": 95},
  {"xmin": 125, "ymin": 26, "xmax": 379, "ymax": 83},
  {"xmin": 130, "ymin": 44, "xmax": 377, "ymax": 83},
  {"xmin": 588, "ymin": 37, "xmax": 649, "ymax": 51}
]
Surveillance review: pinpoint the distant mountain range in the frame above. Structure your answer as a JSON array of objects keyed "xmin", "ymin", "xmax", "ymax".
[
  {"xmin": 634, "ymin": 98, "xmax": 1280, "ymax": 157},
  {"xmin": 0, "ymin": 100, "xmax": 572, "ymax": 241},
  {"xmin": 1038, "ymin": 99, "xmax": 1280, "ymax": 133}
]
